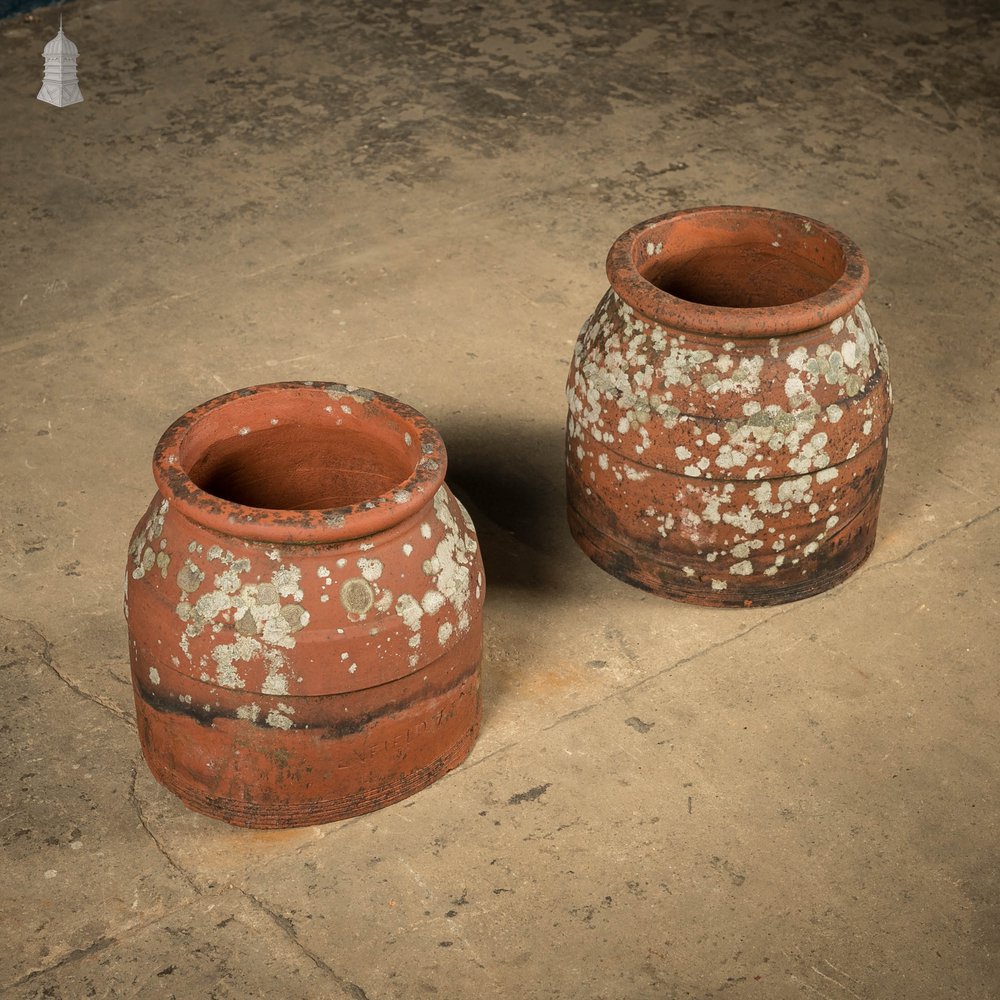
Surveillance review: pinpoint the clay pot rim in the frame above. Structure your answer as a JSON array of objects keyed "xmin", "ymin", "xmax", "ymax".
[
  {"xmin": 152, "ymin": 381, "xmax": 446, "ymax": 544},
  {"xmin": 606, "ymin": 205, "xmax": 869, "ymax": 338}
]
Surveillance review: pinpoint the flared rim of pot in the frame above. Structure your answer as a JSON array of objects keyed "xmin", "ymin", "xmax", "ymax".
[
  {"xmin": 152, "ymin": 381, "xmax": 447, "ymax": 543},
  {"xmin": 606, "ymin": 205, "xmax": 869, "ymax": 337}
]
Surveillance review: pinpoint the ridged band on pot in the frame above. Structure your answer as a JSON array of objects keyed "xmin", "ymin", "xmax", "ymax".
[
  {"xmin": 125, "ymin": 381, "xmax": 484, "ymax": 828},
  {"xmin": 566, "ymin": 206, "xmax": 892, "ymax": 607}
]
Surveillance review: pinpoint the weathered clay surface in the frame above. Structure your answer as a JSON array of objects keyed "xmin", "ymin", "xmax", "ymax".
[
  {"xmin": 126, "ymin": 382, "xmax": 484, "ymax": 828},
  {"xmin": 567, "ymin": 207, "xmax": 893, "ymax": 607}
]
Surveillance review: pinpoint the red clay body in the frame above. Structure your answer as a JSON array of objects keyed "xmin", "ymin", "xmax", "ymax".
[
  {"xmin": 126, "ymin": 382, "xmax": 484, "ymax": 828},
  {"xmin": 566, "ymin": 206, "xmax": 892, "ymax": 607}
]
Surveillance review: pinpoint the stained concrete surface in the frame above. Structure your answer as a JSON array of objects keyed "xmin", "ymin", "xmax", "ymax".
[{"xmin": 1, "ymin": 0, "xmax": 998, "ymax": 996}]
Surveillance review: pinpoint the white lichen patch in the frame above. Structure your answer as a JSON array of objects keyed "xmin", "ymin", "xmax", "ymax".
[
  {"xmin": 730, "ymin": 540, "xmax": 764, "ymax": 559},
  {"xmin": 271, "ymin": 565, "xmax": 303, "ymax": 600},
  {"xmin": 421, "ymin": 590, "xmax": 446, "ymax": 615},
  {"xmin": 693, "ymin": 483, "xmax": 736, "ymax": 526},
  {"xmin": 395, "ymin": 593, "xmax": 424, "ymax": 631},
  {"xmin": 265, "ymin": 703, "xmax": 294, "ymax": 730},
  {"xmin": 236, "ymin": 703, "xmax": 260, "ymax": 723},
  {"xmin": 716, "ymin": 444, "xmax": 748, "ymax": 470},
  {"xmin": 659, "ymin": 345, "xmax": 714, "ymax": 388},
  {"xmin": 129, "ymin": 499, "xmax": 169, "ymax": 580},
  {"xmin": 357, "ymin": 558, "xmax": 384, "ymax": 582},
  {"xmin": 392, "ymin": 489, "xmax": 479, "ymax": 662},
  {"xmin": 788, "ymin": 430, "xmax": 830, "ymax": 474},
  {"xmin": 155, "ymin": 551, "xmax": 170, "ymax": 578},
  {"xmin": 214, "ymin": 559, "xmax": 250, "ymax": 595},
  {"xmin": 702, "ymin": 355, "xmax": 763, "ymax": 397},
  {"xmin": 721, "ymin": 506, "xmax": 765, "ymax": 535},
  {"xmin": 428, "ymin": 488, "xmax": 478, "ymax": 633},
  {"xmin": 777, "ymin": 475, "xmax": 814, "ymax": 506},
  {"xmin": 172, "ymin": 553, "xmax": 310, "ymax": 693},
  {"xmin": 211, "ymin": 636, "xmax": 253, "ymax": 690}
]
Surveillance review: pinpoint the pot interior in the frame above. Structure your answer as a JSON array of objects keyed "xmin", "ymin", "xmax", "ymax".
[
  {"xmin": 639, "ymin": 212, "xmax": 847, "ymax": 309},
  {"xmin": 186, "ymin": 422, "xmax": 414, "ymax": 511}
]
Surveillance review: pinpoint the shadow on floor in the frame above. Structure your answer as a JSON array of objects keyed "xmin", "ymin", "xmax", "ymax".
[{"xmin": 439, "ymin": 414, "xmax": 578, "ymax": 599}]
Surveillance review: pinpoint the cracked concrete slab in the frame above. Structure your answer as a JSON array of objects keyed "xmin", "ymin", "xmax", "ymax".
[
  {"xmin": 1, "ymin": 0, "xmax": 997, "ymax": 996},
  {"xmin": 0, "ymin": 617, "xmax": 197, "ymax": 987},
  {"xmin": 4, "ymin": 889, "xmax": 366, "ymax": 999}
]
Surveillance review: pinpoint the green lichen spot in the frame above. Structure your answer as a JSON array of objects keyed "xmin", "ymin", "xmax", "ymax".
[
  {"xmin": 235, "ymin": 611, "xmax": 257, "ymax": 636},
  {"xmin": 176, "ymin": 561, "xmax": 204, "ymax": 593},
  {"xmin": 340, "ymin": 578, "xmax": 374, "ymax": 615}
]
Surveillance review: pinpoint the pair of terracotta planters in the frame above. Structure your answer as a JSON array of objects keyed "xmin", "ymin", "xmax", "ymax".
[{"xmin": 126, "ymin": 207, "xmax": 892, "ymax": 829}]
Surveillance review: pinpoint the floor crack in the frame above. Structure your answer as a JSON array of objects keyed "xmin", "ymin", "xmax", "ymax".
[
  {"xmin": 5, "ymin": 936, "xmax": 116, "ymax": 990},
  {"xmin": 128, "ymin": 765, "xmax": 203, "ymax": 895},
  {"xmin": 240, "ymin": 888, "xmax": 371, "ymax": 1000},
  {"xmin": 541, "ymin": 504, "xmax": 1000, "ymax": 734},
  {"xmin": 541, "ymin": 611, "xmax": 781, "ymax": 733},
  {"xmin": 870, "ymin": 504, "xmax": 1000, "ymax": 573},
  {"xmin": 5, "ymin": 614, "xmax": 136, "ymax": 728},
  {"xmin": 0, "ymin": 895, "xmax": 224, "ymax": 992}
]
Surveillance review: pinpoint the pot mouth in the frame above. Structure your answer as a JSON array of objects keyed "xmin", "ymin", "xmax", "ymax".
[
  {"xmin": 606, "ymin": 205, "xmax": 869, "ymax": 337},
  {"xmin": 152, "ymin": 382, "xmax": 446, "ymax": 543}
]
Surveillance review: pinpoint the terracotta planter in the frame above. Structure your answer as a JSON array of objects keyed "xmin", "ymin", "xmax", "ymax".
[
  {"xmin": 125, "ymin": 382, "xmax": 484, "ymax": 828},
  {"xmin": 566, "ymin": 206, "xmax": 892, "ymax": 607}
]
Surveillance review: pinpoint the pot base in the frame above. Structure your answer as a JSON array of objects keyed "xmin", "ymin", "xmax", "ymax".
[
  {"xmin": 568, "ymin": 500, "xmax": 881, "ymax": 609},
  {"xmin": 132, "ymin": 647, "xmax": 481, "ymax": 829}
]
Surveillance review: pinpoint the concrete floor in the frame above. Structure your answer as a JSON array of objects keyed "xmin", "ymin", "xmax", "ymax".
[{"xmin": 2, "ymin": 0, "xmax": 998, "ymax": 996}]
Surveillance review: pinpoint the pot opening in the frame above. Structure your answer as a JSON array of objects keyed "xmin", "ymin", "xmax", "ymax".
[
  {"xmin": 638, "ymin": 214, "xmax": 848, "ymax": 309},
  {"xmin": 186, "ymin": 423, "xmax": 414, "ymax": 511}
]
